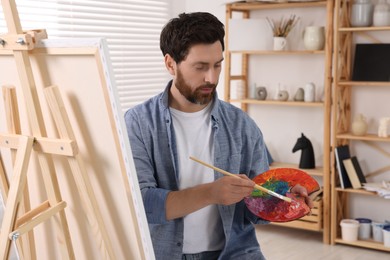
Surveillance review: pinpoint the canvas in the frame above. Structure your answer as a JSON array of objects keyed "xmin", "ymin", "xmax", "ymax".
[{"xmin": 0, "ymin": 38, "xmax": 153, "ymax": 259}]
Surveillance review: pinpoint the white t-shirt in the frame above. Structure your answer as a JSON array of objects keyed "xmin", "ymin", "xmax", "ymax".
[{"xmin": 170, "ymin": 103, "xmax": 224, "ymax": 254}]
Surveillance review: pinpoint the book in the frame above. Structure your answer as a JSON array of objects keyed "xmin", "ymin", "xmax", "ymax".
[
  {"xmin": 334, "ymin": 145, "xmax": 352, "ymax": 188},
  {"xmin": 343, "ymin": 157, "xmax": 362, "ymax": 189},
  {"xmin": 351, "ymin": 156, "xmax": 367, "ymax": 184}
]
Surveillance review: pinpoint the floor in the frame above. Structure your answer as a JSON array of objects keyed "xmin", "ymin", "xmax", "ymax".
[{"xmin": 255, "ymin": 225, "xmax": 390, "ymax": 260}]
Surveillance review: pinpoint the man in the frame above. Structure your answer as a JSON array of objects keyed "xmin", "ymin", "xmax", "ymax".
[{"xmin": 125, "ymin": 12, "xmax": 311, "ymax": 260}]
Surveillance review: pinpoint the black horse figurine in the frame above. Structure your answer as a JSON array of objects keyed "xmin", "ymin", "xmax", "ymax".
[{"xmin": 292, "ymin": 133, "xmax": 315, "ymax": 169}]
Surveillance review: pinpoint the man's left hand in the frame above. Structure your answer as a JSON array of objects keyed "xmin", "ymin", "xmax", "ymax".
[{"xmin": 290, "ymin": 184, "xmax": 314, "ymax": 209}]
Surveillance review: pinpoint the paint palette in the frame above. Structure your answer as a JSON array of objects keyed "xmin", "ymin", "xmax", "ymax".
[{"xmin": 244, "ymin": 168, "xmax": 320, "ymax": 222}]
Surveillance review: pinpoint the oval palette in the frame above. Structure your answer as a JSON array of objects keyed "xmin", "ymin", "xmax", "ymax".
[{"xmin": 244, "ymin": 168, "xmax": 320, "ymax": 222}]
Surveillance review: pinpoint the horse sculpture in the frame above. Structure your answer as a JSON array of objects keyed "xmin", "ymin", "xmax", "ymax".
[{"xmin": 292, "ymin": 133, "xmax": 315, "ymax": 169}]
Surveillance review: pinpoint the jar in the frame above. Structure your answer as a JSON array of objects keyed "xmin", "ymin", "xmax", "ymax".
[
  {"xmin": 373, "ymin": 0, "xmax": 390, "ymax": 26},
  {"xmin": 351, "ymin": 114, "xmax": 368, "ymax": 136},
  {"xmin": 350, "ymin": 0, "xmax": 373, "ymax": 27}
]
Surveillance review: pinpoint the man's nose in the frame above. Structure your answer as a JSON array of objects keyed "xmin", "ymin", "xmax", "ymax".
[{"xmin": 205, "ymin": 69, "xmax": 219, "ymax": 84}]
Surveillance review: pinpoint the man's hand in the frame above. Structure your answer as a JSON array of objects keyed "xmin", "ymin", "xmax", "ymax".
[
  {"xmin": 209, "ymin": 174, "xmax": 255, "ymax": 205},
  {"xmin": 290, "ymin": 184, "xmax": 314, "ymax": 209},
  {"xmin": 166, "ymin": 174, "xmax": 255, "ymax": 220}
]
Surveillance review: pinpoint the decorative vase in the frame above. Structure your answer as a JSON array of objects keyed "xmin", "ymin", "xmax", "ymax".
[
  {"xmin": 304, "ymin": 82, "xmax": 315, "ymax": 102},
  {"xmin": 351, "ymin": 114, "xmax": 368, "ymax": 136},
  {"xmin": 350, "ymin": 0, "xmax": 373, "ymax": 27},
  {"xmin": 294, "ymin": 88, "xmax": 304, "ymax": 101},
  {"xmin": 276, "ymin": 90, "xmax": 289, "ymax": 101},
  {"xmin": 373, "ymin": 0, "xmax": 390, "ymax": 27},
  {"xmin": 303, "ymin": 26, "xmax": 325, "ymax": 51},
  {"xmin": 255, "ymin": 86, "xmax": 267, "ymax": 100}
]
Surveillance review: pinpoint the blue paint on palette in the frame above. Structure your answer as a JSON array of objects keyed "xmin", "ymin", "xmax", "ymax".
[{"xmin": 251, "ymin": 178, "xmax": 289, "ymax": 198}]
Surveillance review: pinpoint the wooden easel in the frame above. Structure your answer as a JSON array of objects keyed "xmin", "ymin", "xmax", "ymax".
[{"xmin": 0, "ymin": 0, "xmax": 115, "ymax": 259}]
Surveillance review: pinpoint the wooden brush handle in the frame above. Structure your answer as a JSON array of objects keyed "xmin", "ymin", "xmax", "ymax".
[{"xmin": 189, "ymin": 156, "xmax": 291, "ymax": 203}]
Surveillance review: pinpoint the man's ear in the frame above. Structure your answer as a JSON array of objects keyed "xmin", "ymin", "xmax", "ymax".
[{"xmin": 164, "ymin": 54, "xmax": 176, "ymax": 76}]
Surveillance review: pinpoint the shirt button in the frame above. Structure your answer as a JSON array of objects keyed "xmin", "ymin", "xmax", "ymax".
[{"xmin": 176, "ymin": 242, "xmax": 182, "ymax": 247}]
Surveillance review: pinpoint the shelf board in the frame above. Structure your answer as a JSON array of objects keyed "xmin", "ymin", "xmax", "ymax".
[
  {"xmin": 336, "ymin": 133, "xmax": 390, "ymax": 142},
  {"xmin": 337, "ymin": 81, "xmax": 390, "ymax": 87},
  {"xmin": 270, "ymin": 162, "xmax": 324, "ymax": 177},
  {"xmin": 335, "ymin": 187, "xmax": 377, "ymax": 196},
  {"xmin": 335, "ymin": 238, "xmax": 390, "ymax": 252},
  {"xmin": 229, "ymin": 50, "xmax": 325, "ymax": 55},
  {"xmin": 339, "ymin": 26, "xmax": 390, "ymax": 32},
  {"xmin": 228, "ymin": 1, "xmax": 327, "ymax": 11},
  {"xmin": 230, "ymin": 99, "xmax": 324, "ymax": 107}
]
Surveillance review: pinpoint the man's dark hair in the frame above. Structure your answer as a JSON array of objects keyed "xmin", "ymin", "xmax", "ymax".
[{"xmin": 160, "ymin": 12, "xmax": 225, "ymax": 64}]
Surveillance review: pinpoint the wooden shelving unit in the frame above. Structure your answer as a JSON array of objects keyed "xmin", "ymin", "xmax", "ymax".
[
  {"xmin": 224, "ymin": 0, "xmax": 334, "ymax": 244},
  {"xmin": 331, "ymin": 0, "xmax": 390, "ymax": 252}
]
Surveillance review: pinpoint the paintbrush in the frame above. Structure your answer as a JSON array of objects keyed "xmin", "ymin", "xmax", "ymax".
[{"xmin": 190, "ymin": 156, "xmax": 292, "ymax": 203}]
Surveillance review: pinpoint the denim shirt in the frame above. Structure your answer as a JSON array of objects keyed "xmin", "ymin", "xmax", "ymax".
[{"xmin": 125, "ymin": 81, "xmax": 269, "ymax": 260}]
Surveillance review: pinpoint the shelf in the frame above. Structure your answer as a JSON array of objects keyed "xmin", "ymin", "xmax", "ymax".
[
  {"xmin": 229, "ymin": 50, "xmax": 325, "ymax": 55},
  {"xmin": 229, "ymin": 1, "xmax": 327, "ymax": 11},
  {"xmin": 336, "ymin": 133, "xmax": 390, "ymax": 142},
  {"xmin": 337, "ymin": 81, "xmax": 390, "ymax": 87},
  {"xmin": 229, "ymin": 99, "xmax": 324, "ymax": 107},
  {"xmin": 335, "ymin": 238, "xmax": 390, "ymax": 252},
  {"xmin": 335, "ymin": 187, "xmax": 377, "ymax": 196},
  {"xmin": 270, "ymin": 162, "xmax": 324, "ymax": 177},
  {"xmin": 331, "ymin": 0, "xmax": 390, "ymax": 252},
  {"xmin": 225, "ymin": 0, "xmax": 333, "ymax": 244},
  {"xmin": 339, "ymin": 26, "xmax": 390, "ymax": 32}
]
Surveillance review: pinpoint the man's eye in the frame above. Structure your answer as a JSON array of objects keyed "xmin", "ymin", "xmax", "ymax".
[{"xmin": 195, "ymin": 66, "xmax": 206, "ymax": 70}]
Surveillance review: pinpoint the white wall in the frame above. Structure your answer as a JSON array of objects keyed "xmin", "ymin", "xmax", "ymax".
[{"xmin": 181, "ymin": 0, "xmax": 390, "ymax": 226}]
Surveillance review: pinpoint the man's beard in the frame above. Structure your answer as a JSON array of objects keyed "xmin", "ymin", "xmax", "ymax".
[{"xmin": 175, "ymin": 69, "xmax": 217, "ymax": 105}]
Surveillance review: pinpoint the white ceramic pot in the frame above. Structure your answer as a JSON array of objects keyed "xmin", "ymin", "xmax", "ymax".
[
  {"xmin": 303, "ymin": 26, "xmax": 325, "ymax": 51},
  {"xmin": 373, "ymin": 0, "xmax": 390, "ymax": 26},
  {"xmin": 350, "ymin": 0, "xmax": 373, "ymax": 27},
  {"xmin": 273, "ymin": 37, "xmax": 287, "ymax": 51}
]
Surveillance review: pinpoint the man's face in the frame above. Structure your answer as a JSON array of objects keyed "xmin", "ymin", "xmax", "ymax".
[{"xmin": 173, "ymin": 42, "xmax": 224, "ymax": 105}]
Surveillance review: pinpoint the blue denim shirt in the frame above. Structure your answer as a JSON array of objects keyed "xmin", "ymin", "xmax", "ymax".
[{"xmin": 125, "ymin": 81, "xmax": 269, "ymax": 260}]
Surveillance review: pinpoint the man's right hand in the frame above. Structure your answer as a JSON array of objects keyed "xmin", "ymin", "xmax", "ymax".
[
  {"xmin": 208, "ymin": 175, "xmax": 255, "ymax": 205},
  {"xmin": 165, "ymin": 174, "xmax": 255, "ymax": 221}
]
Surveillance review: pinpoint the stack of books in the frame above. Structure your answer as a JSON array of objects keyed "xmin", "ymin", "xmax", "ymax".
[{"xmin": 334, "ymin": 145, "xmax": 367, "ymax": 189}]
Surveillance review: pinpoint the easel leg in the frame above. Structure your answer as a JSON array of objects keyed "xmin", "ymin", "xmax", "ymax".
[
  {"xmin": 0, "ymin": 135, "xmax": 33, "ymax": 260},
  {"xmin": 2, "ymin": 85, "xmax": 36, "ymax": 260}
]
